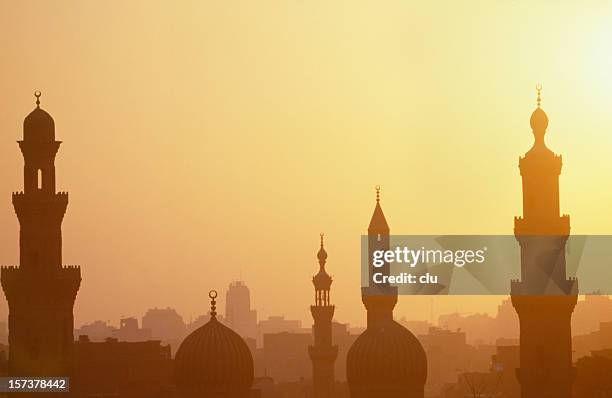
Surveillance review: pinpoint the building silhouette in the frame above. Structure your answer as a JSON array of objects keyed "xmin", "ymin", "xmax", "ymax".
[
  {"xmin": 174, "ymin": 290, "xmax": 255, "ymax": 398},
  {"xmin": 226, "ymin": 281, "xmax": 258, "ymax": 341},
  {"xmin": 142, "ymin": 307, "xmax": 187, "ymax": 350},
  {"xmin": 346, "ymin": 187, "xmax": 427, "ymax": 398},
  {"xmin": 510, "ymin": 86, "xmax": 577, "ymax": 398},
  {"xmin": 263, "ymin": 331, "xmax": 312, "ymax": 383},
  {"xmin": 71, "ymin": 335, "xmax": 172, "ymax": 397},
  {"xmin": 1, "ymin": 92, "xmax": 81, "ymax": 376},
  {"xmin": 113, "ymin": 317, "xmax": 152, "ymax": 342},
  {"xmin": 308, "ymin": 234, "xmax": 338, "ymax": 398}
]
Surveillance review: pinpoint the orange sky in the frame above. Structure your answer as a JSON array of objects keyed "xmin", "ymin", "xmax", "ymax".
[{"xmin": 2, "ymin": 1, "xmax": 612, "ymax": 327}]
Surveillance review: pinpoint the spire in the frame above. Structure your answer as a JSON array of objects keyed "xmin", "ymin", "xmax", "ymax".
[
  {"xmin": 368, "ymin": 185, "xmax": 389, "ymax": 234},
  {"xmin": 209, "ymin": 290, "xmax": 218, "ymax": 319},
  {"xmin": 536, "ymin": 84, "xmax": 542, "ymax": 108},
  {"xmin": 313, "ymin": 234, "xmax": 332, "ymax": 293},
  {"xmin": 34, "ymin": 90, "xmax": 41, "ymax": 109},
  {"xmin": 317, "ymin": 233, "xmax": 328, "ymax": 266}
]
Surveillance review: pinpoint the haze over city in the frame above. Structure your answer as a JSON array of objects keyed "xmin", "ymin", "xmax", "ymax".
[{"xmin": 3, "ymin": 1, "xmax": 612, "ymax": 328}]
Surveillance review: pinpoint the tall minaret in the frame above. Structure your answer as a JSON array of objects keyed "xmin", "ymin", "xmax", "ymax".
[
  {"xmin": 347, "ymin": 187, "xmax": 427, "ymax": 398},
  {"xmin": 1, "ymin": 92, "xmax": 81, "ymax": 376},
  {"xmin": 363, "ymin": 186, "xmax": 397, "ymax": 328},
  {"xmin": 308, "ymin": 234, "xmax": 338, "ymax": 398},
  {"xmin": 511, "ymin": 86, "xmax": 577, "ymax": 398}
]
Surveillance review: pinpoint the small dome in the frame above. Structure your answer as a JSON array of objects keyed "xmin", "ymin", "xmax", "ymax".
[
  {"xmin": 23, "ymin": 92, "xmax": 55, "ymax": 142},
  {"xmin": 347, "ymin": 320, "xmax": 427, "ymax": 396},
  {"xmin": 24, "ymin": 107, "xmax": 55, "ymax": 142},
  {"xmin": 530, "ymin": 107, "xmax": 548, "ymax": 134},
  {"xmin": 174, "ymin": 309, "xmax": 253, "ymax": 397}
]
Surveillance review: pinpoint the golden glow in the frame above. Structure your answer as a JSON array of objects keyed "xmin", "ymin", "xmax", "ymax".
[{"xmin": 1, "ymin": 1, "xmax": 612, "ymax": 326}]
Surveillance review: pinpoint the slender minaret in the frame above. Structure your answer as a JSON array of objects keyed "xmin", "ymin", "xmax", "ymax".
[
  {"xmin": 346, "ymin": 186, "xmax": 427, "ymax": 398},
  {"xmin": 363, "ymin": 185, "xmax": 397, "ymax": 327},
  {"xmin": 308, "ymin": 234, "xmax": 338, "ymax": 398},
  {"xmin": 511, "ymin": 86, "xmax": 577, "ymax": 398},
  {"xmin": 1, "ymin": 92, "xmax": 81, "ymax": 376}
]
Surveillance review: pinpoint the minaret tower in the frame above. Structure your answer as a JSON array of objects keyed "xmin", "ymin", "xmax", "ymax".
[
  {"xmin": 363, "ymin": 185, "xmax": 397, "ymax": 327},
  {"xmin": 511, "ymin": 86, "xmax": 577, "ymax": 398},
  {"xmin": 1, "ymin": 92, "xmax": 81, "ymax": 376},
  {"xmin": 308, "ymin": 234, "xmax": 338, "ymax": 398},
  {"xmin": 346, "ymin": 187, "xmax": 427, "ymax": 398}
]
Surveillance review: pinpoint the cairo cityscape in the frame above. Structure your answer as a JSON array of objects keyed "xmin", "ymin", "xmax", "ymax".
[{"xmin": 2, "ymin": 1, "xmax": 612, "ymax": 398}]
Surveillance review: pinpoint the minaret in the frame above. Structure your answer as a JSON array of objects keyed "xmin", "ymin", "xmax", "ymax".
[
  {"xmin": 346, "ymin": 187, "xmax": 427, "ymax": 398},
  {"xmin": 511, "ymin": 86, "xmax": 577, "ymax": 398},
  {"xmin": 363, "ymin": 186, "xmax": 397, "ymax": 327},
  {"xmin": 308, "ymin": 234, "xmax": 338, "ymax": 398},
  {"xmin": 1, "ymin": 92, "xmax": 81, "ymax": 376}
]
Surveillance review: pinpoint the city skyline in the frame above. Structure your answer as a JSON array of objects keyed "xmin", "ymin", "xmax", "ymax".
[{"xmin": 4, "ymin": 1, "xmax": 612, "ymax": 329}]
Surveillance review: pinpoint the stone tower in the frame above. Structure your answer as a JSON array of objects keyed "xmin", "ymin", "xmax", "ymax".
[
  {"xmin": 308, "ymin": 233, "xmax": 338, "ymax": 398},
  {"xmin": 1, "ymin": 92, "xmax": 81, "ymax": 376},
  {"xmin": 510, "ymin": 86, "xmax": 577, "ymax": 398}
]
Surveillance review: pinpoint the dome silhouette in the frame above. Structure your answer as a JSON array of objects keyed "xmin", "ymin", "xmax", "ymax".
[
  {"xmin": 23, "ymin": 92, "xmax": 55, "ymax": 142},
  {"xmin": 346, "ymin": 320, "xmax": 427, "ymax": 398},
  {"xmin": 530, "ymin": 107, "xmax": 548, "ymax": 134},
  {"xmin": 174, "ymin": 291, "xmax": 253, "ymax": 398}
]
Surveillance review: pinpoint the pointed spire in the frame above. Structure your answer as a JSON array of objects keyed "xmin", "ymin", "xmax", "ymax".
[
  {"xmin": 209, "ymin": 290, "xmax": 218, "ymax": 319},
  {"xmin": 368, "ymin": 185, "xmax": 389, "ymax": 234},
  {"xmin": 317, "ymin": 233, "xmax": 328, "ymax": 265},
  {"xmin": 536, "ymin": 84, "xmax": 542, "ymax": 108},
  {"xmin": 34, "ymin": 90, "xmax": 41, "ymax": 109}
]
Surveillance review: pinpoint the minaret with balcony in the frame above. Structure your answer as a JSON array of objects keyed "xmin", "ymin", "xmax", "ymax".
[
  {"xmin": 1, "ymin": 92, "xmax": 81, "ymax": 376},
  {"xmin": 308, "ymin": 234, "xmax": 338, "ymax": 398},
  {"xmin": 511, "ymin": 86, "xmax": 577, "ymax": 398}
]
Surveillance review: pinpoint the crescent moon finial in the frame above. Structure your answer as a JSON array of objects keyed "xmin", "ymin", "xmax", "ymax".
[
  {"xmin": 209, "ymin": 290, "xmax": 218, "ymax": 318},
  {"xmin": 34, "ymin": 90, "xmax": 41, "ymax": 108}
]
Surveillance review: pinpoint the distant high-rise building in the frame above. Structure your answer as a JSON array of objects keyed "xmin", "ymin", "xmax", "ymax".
[
  {"xmin": 511, "ymin": 86, "xmax": 577, "ymax": 398},
  {"xmin": 1, "ymin": 92, "xmax": 81, "ymax": 376},
  {"xmin": 347, "ymin": 187, "xmax": 427, "ymax": 398},
  {"xmin": 225, "ymin": 280, "xmax": 258, "ymax": 340},
  {"xmin": 309, "ymin": 234, "xmax": 338, "ymax": 398}
]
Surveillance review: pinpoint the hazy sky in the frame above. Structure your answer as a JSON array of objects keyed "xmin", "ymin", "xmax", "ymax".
[{"xmin": 2, "ymin": 1, "xmax": 612, "ymax": 328}]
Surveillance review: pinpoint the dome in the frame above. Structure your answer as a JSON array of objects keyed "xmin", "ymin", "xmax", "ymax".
[
  {"xmin": 530, "ymin": 107, "xmax": 548, "ymax": 134},
  {"xmin": 347, "ymin": 320, "xmax": 427, "ymax": 397},
  {"xmin": 174, "ymin": 292, "xmax": 254, "ymax": 398},
  {"xmin": 23, "ymin": 92, "xmax": 55, "ymax": 142}
]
